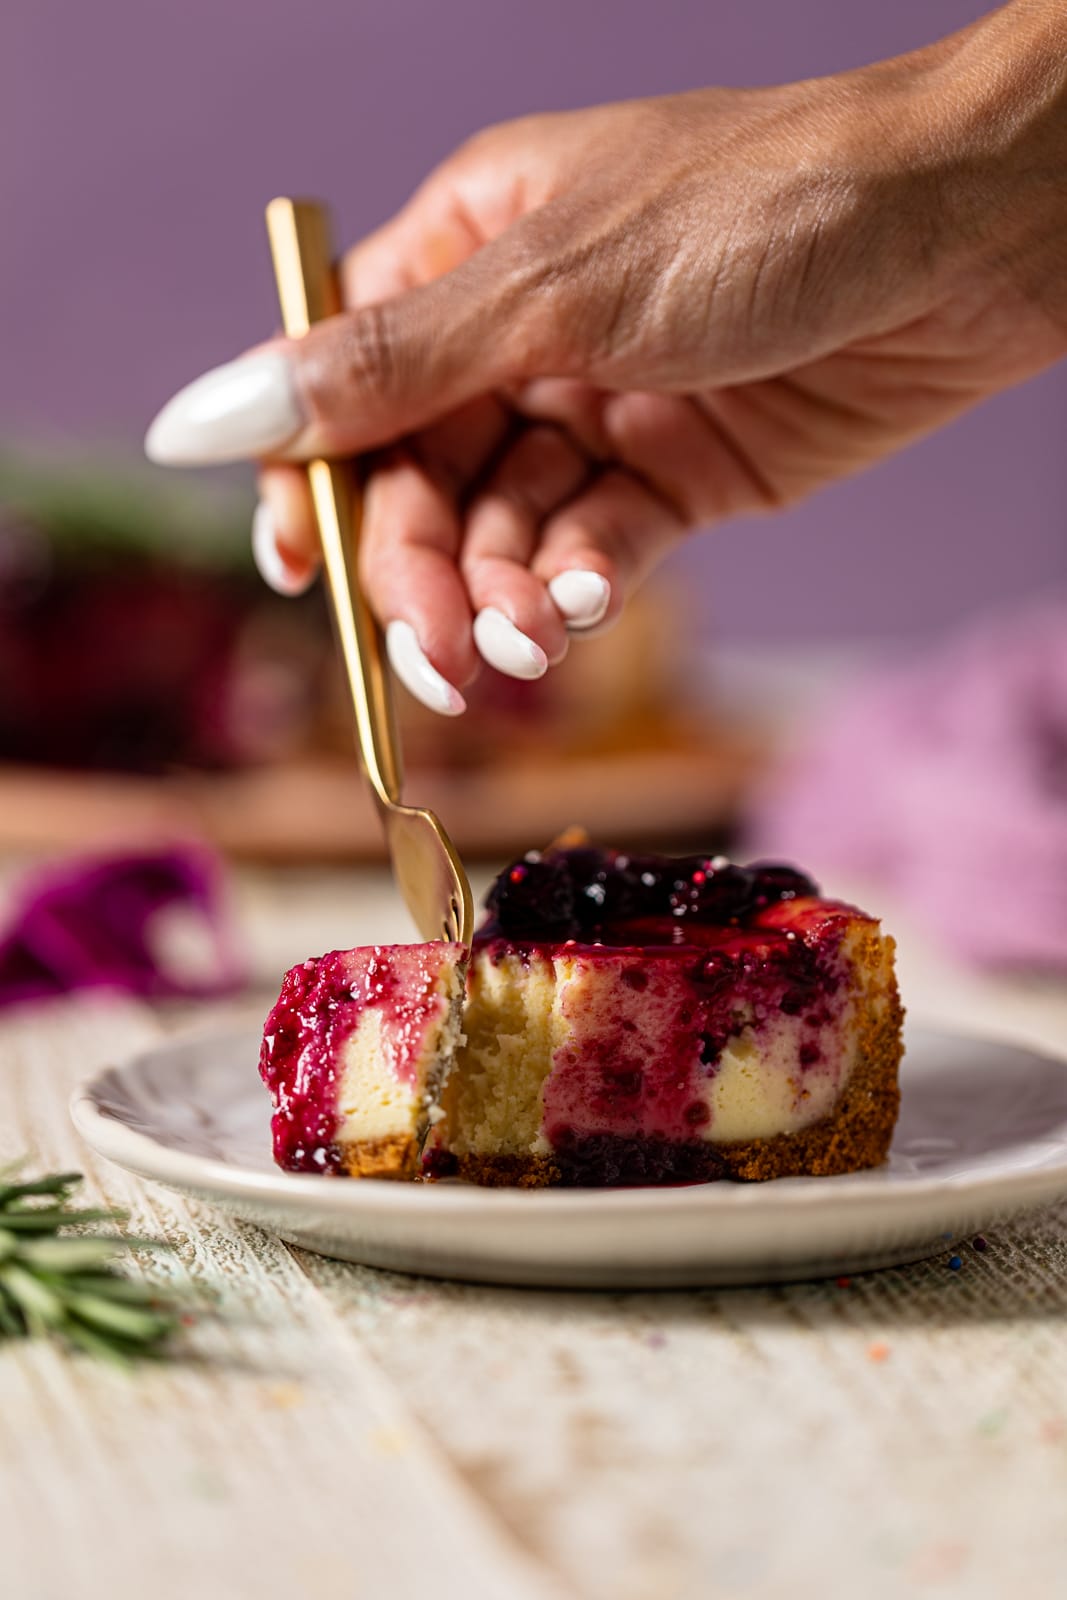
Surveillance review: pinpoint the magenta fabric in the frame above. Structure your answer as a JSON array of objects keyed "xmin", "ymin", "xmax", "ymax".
[{"xmin": 0, "ymin": 848, "xmax": 245, "ymax": 1007}]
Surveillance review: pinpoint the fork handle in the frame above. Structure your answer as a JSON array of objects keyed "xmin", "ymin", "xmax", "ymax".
[{"xmin": 265, "ymin": 196, "xmax": 403, "ymax": 807}]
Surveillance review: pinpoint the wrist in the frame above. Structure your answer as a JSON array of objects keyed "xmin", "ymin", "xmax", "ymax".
[{"xmin": 899, "ymin": 2, "xmax": 1067, "ymax": 325}]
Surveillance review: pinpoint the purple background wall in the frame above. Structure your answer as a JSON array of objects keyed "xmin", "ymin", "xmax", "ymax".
[{"xmin": 5, "ymin": 0, "xmax": 1064, "ymax": 642}]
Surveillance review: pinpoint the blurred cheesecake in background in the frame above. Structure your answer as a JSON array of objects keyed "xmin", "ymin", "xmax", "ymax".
[
  {"xmin": 0, "ymin": 454, "xmax": 322, "ymax": 772},
  {"xmin": 0, "ymin": 456, "xmax": 765, "ymax": 860}
]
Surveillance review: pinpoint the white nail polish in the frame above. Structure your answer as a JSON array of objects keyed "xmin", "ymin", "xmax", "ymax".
[
  {"xmin": 386, "ymin": 621, "xmax": 466, "ymax": 717},
  {"xmin": 548, "ymin": 570, "xmax": 611, "ymax": 630},
  {"xmin": 473, "ymin": 607, "xmax": 549, "ymax": 680},
  {"xmin": 251, "ymin": 501, "xmax": 315, "ymax": 597},
  {"xmin": 145, "ymin": 350, "xmax": 304, "ymax": 465}
]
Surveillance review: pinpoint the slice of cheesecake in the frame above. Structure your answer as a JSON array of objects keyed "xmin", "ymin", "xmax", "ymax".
[
  {"xmin": 260, "ymin": 941, "xmax": 466, "ymax": 1178},
  {"xmin": 260, "ymin": 847, "xmax": 903, "ymax": 1185}
]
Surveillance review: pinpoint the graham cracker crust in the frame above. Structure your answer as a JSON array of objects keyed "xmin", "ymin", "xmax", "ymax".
[{"xmin": 338, "ymin": 1133, "xmax": 421, "ymax": 1181}]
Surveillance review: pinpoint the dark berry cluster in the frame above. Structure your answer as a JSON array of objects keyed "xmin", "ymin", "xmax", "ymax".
[{"xmin": 482, "ymin": 847, "xmax": 817, "ymax": 940}]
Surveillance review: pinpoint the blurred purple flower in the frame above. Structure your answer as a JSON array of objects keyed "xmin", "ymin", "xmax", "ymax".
[
  {"xmin": 0, "ymin": 847, "xmax": 245, "ymax": 1007},
  {"xmin": 750, "ymin": 596, "xmax": 1067, "ymax": 970}
]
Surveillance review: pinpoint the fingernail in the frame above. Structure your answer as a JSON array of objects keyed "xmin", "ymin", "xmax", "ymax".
[
  {"xmin": 252, "ymin": 501, "xmax": 316, "ymax": 597},
  {"xmin": 386, "ymin": 621, "xmax": 466, "ymax": 716},
  {"xmin": 473, "ymin": 608, "xmax": 549, "ymax": 680},
  {"xmin": 145, "ymin": 350, "xmax": 304, "ymax": 465},
  {"xmin": 548, "ymin": 570, "xmax": 611, "ymax": 630}
]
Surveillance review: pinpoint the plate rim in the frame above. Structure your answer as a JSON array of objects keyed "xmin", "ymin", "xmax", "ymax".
[{"xmin": 69, "ymin": 1021, "xmax": 1067, "ymax": 1222}]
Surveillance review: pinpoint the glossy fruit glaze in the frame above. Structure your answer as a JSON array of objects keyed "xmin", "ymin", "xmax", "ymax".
[{"xmin": 260, "ymin": 942, "xmax": 462, "ymax": 1173}]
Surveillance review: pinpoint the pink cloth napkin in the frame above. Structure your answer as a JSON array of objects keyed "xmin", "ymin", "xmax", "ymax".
[
  {"xmin": 0, "ymin": 846, "xmax": 245, "ymax": 1008},
  {"xmin": 749, "ymin": 597, "xmax": 1067, "ymax": 970}
]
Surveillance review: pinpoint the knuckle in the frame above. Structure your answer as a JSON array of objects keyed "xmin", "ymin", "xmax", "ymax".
[
  {"xmin": 458, "ymin": 545, "xmax": 505, "ymax": 586},
  {"xmin": 456, "ymin": 112, "xmax": 543, "ymax": 167},
  {"xmin": 453, "ymin": 122, "xmax": 508, "ymax": 168},
  {"xmin": 493, "ymin": 427, "xmax": 571, "ymax": 503},
  {"xmin": 482, "ymin": 482, "xmax": 537, "ymax": 526},
  {"xmin": 303, "ymin": 305, "xmax": 398, "ymax": 428},
  {"xmin": 338, "ymin": 304, "xmax": 397, "ymax": 401}
]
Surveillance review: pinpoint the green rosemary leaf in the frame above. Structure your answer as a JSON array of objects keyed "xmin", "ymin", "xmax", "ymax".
[
  {"xmin": 20, "ymin": 1237, "xmax": 123, "ymax": 1273},
  {"xmin": 0, "ymin": 1294, "xmax": 24, "ymax": 1336},
  {"xmin": 2, "ymin": 1264, "xmax": 67, "ymax": 1332},
  {"xmin": 52, "ymin": 1274, "xmax": 165, "ymax": 1305},
  {"xmin": 0, "ymin": 1168, "xmax": 186, "ymax": 1361},
  {"xmin": 61, "ymin": 1321, "xmax": 139, "ymax": 1368},
  {"xmin": 67, "ymin": 1294, "xmax": 176, "ymax": 1344},
  {"xmin": 0, "ymin": 1174, "xmax": 84, "ymax": 1205},
  {"xmin": 0, "ymin": 1208, "xmax": 126, "ymax": 1232}
]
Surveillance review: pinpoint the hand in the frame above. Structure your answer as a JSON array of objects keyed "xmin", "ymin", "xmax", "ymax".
[{"xmin": 146, "ymin": 0, "xmax": 1067, "ymax": 713}]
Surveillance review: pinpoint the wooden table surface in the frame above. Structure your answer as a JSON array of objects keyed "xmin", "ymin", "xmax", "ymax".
[{"xmin": 2, "ymin": 867, "xmax": 1067, "ymax": 1600}]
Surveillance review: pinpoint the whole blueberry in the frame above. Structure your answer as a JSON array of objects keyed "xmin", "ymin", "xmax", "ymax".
[
  {"xmin": 584, "ymin": 852, "xmax": 672, "ymax": 926},
  {"xmin": 749, "ymin": 863, "xmax": 819, "ymax": 905},
  {"xmin": 669, "ymin": 861, "xmax": 755, "ymax": 922},
  {"xmin": 484, "ymin": 854, "xmax": 577, "ymax": 935}
]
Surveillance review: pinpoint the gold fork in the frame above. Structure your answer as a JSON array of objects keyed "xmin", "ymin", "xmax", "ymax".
[{"xmin": 265, "ymin": 197, "xmax": 473, "ymax": 946}]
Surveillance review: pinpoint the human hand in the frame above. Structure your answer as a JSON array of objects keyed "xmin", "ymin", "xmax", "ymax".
[{"xmin": 146, "ymin": 0, "xmax": 1067, "ymax": 713}]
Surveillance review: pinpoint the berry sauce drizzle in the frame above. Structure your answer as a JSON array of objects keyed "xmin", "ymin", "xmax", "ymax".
[{"xmin": 260, "ymin": 944, "xmax": 455, "ymax": 1173}]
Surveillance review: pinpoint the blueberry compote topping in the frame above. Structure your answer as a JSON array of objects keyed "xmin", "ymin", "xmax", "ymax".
[{"xmin": 482, "ymin": 848, "xmax": 817, "ymax": 946}]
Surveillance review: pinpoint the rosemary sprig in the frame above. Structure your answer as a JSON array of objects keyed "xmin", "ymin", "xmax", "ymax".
[{"xmin": 0, "ymin": 1162, "xmax": 184, "ymax": 1364}]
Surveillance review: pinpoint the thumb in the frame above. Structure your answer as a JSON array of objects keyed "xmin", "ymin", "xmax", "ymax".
[{"xmin": 145, "ymin": 230, "xmax": 559, "ymax": 466}]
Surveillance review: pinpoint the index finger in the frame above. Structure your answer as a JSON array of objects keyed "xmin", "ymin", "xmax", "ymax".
[{"xmin": 255, "ymin": 172, "xmax": 490, "ymax": 585}]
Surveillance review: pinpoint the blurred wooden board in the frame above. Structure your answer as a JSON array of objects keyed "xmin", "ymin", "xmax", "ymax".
[{"xmin": 0, "ymin": 736, "xmax": 765, "ymax": 862}]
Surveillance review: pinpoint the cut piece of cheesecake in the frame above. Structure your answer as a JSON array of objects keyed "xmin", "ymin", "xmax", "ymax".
[
  {"xmin": 260, "ymin": 941, "xmax": 466, "ymax": 1178},
  {"xmin": 260, "ymin": 847, "xmax": 904, "ymax": 1185}
]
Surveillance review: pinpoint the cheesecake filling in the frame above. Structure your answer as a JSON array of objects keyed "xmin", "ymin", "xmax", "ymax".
[{"xmin": 433, "ymin": 900, "xmax": 892, "ymax": 1168}]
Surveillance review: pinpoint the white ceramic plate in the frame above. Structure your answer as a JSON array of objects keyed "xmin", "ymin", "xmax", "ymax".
[{"xmin": 71, "ymin": 1025, "xmax": 1067, "ymax": 1288}]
